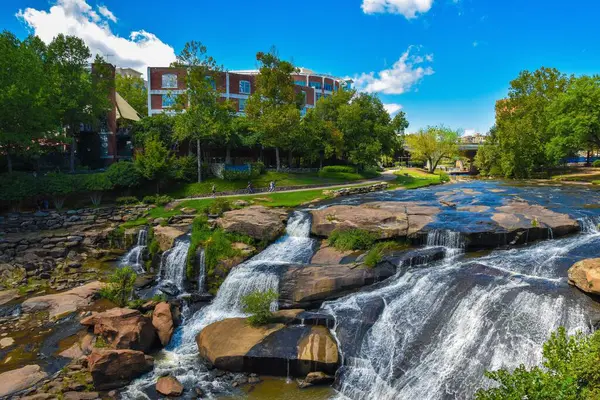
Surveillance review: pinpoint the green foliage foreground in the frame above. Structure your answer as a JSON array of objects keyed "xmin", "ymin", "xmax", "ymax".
[
  {"xmin": 475, "ymin": 327, "xmax": 600, "ymax": 400},
  {"xmin": 99, "ymin": 267, "xmax": 137, "ymax": 307},
  {"xmin": 328, "ymin": 228, "xmax": 379, "ymax": 251},
  {"xmin": 241, "ymin": 289, "xmax": 279, "ymax": 326}
]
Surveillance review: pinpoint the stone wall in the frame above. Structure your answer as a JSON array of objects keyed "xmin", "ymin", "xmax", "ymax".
[{"xmin": 325, "ymin": 183, "xmax": 388, "ymax": 198}]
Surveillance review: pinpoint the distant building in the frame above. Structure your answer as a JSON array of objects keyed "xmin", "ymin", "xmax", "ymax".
[
  {"xmin": 147, "ymin": 66, "xmax": 352, "ymax": 117},
  {"xmin": 116, "ymin": 67, "xmax": 143, "ymax": 79},
  {"xmin": 461, "ymin": 133, "xmax": 486, "ymax": 144}
]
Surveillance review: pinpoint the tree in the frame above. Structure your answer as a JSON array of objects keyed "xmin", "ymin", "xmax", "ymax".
[
  {"xmin": 246, "ymin": 50, "xmax": 304, "ymax": 171},
  {"xmin": 115, "ymin": 74, "xmax": 147, "ymax": 116},
  {"xmin": 132, "ymin": 113, "xmax": 175, "ymax": 148},
  {"xmin": 405, "ymin": 125, "xmax": 459, "ymax": 173},
  {"xmin": 0, "ymin": 32, "xmax": 53, "ymax": 173},
  {"xmin": 172, "ymin": 41, "xmax": 231, "ymax": 182},
  {"xmin": 547, "ymin": 75, "xmax": 600, "ymax": 165},
  {"xmin": 134, "ymin": 137, "xmax": 174, "ymax": 193},
  {"xmin": 475, "ymin": 327, "xmax": 600, "ymax": 400},
  {"xmin": 47, "ymin": 35, "xmax": 112, "ymax": 172}
]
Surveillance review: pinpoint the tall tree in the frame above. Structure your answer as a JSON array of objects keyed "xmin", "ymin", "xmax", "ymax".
[
  {"xmin": 116, "ymin": 74, "xmax": 147, "ymax": 116},
  {"xmin": 547, "ymin": 75, "xmax": 600, "ymax": 165},
  {"xmin": 134, "ymin": 137, "xmax": 174, "ymax": 193},
  {"xmin": 246, "ymin": 50, "xmax": 303, "ymax": 171},
  {"xmin": 172, "ymin": 41, "xmax": 231, "ymax": 182},
  {"xmin": 0, "ymin": 32, "xmax": 53, "ymax": 173},
  {"xmin": 405, "ymin": 125, "xmax": 459, "ymax": 173},
  {"xmin": 47, "ymin": 35, "xmax": 111, "ymax": 172}
]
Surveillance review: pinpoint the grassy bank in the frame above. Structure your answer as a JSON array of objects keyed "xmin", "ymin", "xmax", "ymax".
[
  {"xmin": 550, "ymin": 167, "xmax": 600, "ymax": 184},
  {"xmin": 393, "ymin": 168, "xmax": 449, "ymax": 189}
]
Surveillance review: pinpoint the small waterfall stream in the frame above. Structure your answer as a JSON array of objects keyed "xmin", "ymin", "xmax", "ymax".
[
  {"xmin": 119, "ymin": 228, "xmax": 148, "ymax": 273},
  {"xmin": 197, "ymin": 249, "xmax": 206, "ymax": 293},
  {"xmin": 157, "ymin": 235, "xmax": 191, "ymax": 296}
]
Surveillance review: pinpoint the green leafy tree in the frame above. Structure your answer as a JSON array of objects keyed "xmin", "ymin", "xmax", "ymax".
[
  {"xmin": 47, "ymin": 35, "xmax": 112, "ymax": 172},
  {"xmin": 172, "ymin": 41, "xmax": 233, "ymax": 182},
  {"xmin": 405, "ymin": 125, "xmax": 459, "ymax": 173},
  {"xmin": 246, "ymin": 50, "xmax": 303, "ymax": 171},
  {"xmin": 0, "ymin": 32, "xmax": 54, "ymax": 173},
  {"xmin": 106, "ymin": 161, "xmax": 141, "ymax": 191},
  {"xmin": 99, "ymin": 267, "xmax": 137, "ymax": 308},
  {"xmin": 241, "ymin": 289, "xmax": 279, "ymax": 326},
  {"xmin": 115, "ymin": 74, "xmax": 147, "ymax": 116},
  {"xmin": 475, "ymin": 327, "xmax": 600, "ymax": 400},
  {"xmin": 134, "ymin": 137, "xmax": 174, "ymax": 193},
  {"xmin": 132, "ymin": 113, "xmax": 175, "ymax": 148}
]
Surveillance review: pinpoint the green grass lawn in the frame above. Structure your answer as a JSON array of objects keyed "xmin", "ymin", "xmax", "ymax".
[
  {"xmin": 167, "ymin": 171, "xmax": 378, "ymax": 198},
  {"xmin": 551, "ymin": 168, "xmax": 600, "ymax": 183},
  {"xmin": 393, "ymin": 168, "xmax": 449, "ymax": 189}
]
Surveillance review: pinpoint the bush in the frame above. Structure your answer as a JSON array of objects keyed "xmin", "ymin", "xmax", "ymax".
[
  {"xmin": 222, "ymin": 168, "xmax": 252, "ymax": 181},
  {"xmin": 99, "ymin": 267, "xmax": 137, "ymax": 307},
  {"xmin": 321, "ymin": 165, "xmax": 357, "ymax": 173},
  {"xmin": 142, "ymin": 194, "xmax": 172, "ymax": 206},
  {"xmin": 593, "ymin": 160, "xmax": 600, "ymax": 167},
  {"xmin": 328, "ymin": 229, "xmax": 378, "ymax": 251},
  {"xmin": 208, "ymin": 198, "xmax": 231, "ymax": 216},
  {"xmin": 439, "ymin": 171, "xmax": 450, "ymax": 183},
  {"xmin": 475, "ymin": 327, "xmax": 600, "ymax": 399},
  {"xmin": 42, "ymin": 172, "xmax": 77, "ymax": 210},
  {"xmin": 250, "ymin": 161, "xmax": 266, "ymax": 177},
  {"xmin": 364, "ymin": 241, "xmax": 406, "ymax": 268},
  {"xmin": 241, "ymin": 289, "xmax": 279, "ymax": 326},
  {"xmin": 0, "ymin": 172, "xmax": 39, "ymax": 208},
  {"xmin": 106, "ymin": 161, "xmax": 141, "ymax": 189},
  {"xmin": 116, "ymin": 196, "xmax": 139, "ymax": 205},
  {"xmin": 77, "ymin": 173, "xmax": 112, "ymax": 206},
  {"xmin": 172, "ymin": 156, "xmax": 197, "ymax": 182}
]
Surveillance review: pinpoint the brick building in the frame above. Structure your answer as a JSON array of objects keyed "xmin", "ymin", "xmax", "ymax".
[{"xmin": 147, "ymin": 66, "xmax": 351, "ymax": 116}]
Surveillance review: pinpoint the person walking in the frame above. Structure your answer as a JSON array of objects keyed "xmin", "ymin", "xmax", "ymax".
[
  {"xmin": 211, "ymin": 184, "xmax": 216, "ymax": 197},
  {"xmin": 247, "ymin": 181, "xmax": 254, "ymax": 194}
]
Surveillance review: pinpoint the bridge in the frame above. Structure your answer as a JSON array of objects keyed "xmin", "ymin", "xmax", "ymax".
[{"xmin": 402, "ymin": 143, "xmax": 483, "ymax": 173}]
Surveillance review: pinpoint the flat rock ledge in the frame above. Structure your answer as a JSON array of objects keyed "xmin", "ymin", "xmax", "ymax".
[
  {"xmin": 21, "ymin": 281, "xmax": 105, "ymax": 319},
  {"xmin": 197, "ymin": 318, "xmax": 338, "ymax": 377},
  {"xmin": 568, "ymin": 258, "xmax": 600, "ymax": 295},
  {"xmin": 216, "ymin": 206, "xmax": 288, "ymax": 241},
  {"xmin": 0, "ymin": 364, "xmax": 47, "ymax": 397}
]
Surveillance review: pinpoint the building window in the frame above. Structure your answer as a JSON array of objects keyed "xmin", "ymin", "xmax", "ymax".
[
  {"xmin": 238, "ymin": 98, "xmax": 247, "ymax": 113},
  {"xmin": 162, "ymin": 74, "xmax": 177, "ymax": 89},
  {"xmin": 239, "ymin": 80, "xmax": 251, "ymax": 94},
  {"xmin": 206, "ymin": 76, "xmax": 216, "ymax": 90},
  {"xmin": 309, "ymin": 81, "xmax": 322, "ymax": 90},
  {"xmin": 300, "ymin": 107, "xmax": 307, "ymax": 117},
  {"xmin": 295, "ymin": 80, "xmax": 306, "ymax": 86},
  {"xmin": 162, "ymin": 94, "xmax": 177, "ymax": 108},
  {"xmin": 324, "ymin": 83, "xmax": 333, "ymax": 91}
]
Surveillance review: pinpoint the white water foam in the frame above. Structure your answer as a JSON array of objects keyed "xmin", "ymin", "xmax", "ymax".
[{"xmin": 119, "ymin": 228, "xmax": 148, "ymax": 273}]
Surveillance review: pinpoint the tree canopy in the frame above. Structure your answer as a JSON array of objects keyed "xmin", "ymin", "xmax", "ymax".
[
  {"xmin": 405, "ymin": 125, "xmax": 459, "ymax": 172},
  {"xmin": 116, "ymin": 74, "xmax": 147, "ymax": 116}
]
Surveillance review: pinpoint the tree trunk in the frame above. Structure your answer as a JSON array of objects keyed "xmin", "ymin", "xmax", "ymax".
[
  {"xmin": 288, "ymin": 149, "xmax": 293, "ymax": 168},
  {"xmin": 70, "ymin": 130, "xmax": 76, "ymax": 173},
  {"xmin": 587, "ymin": 149, "xmax": 591, "ymax": 166},
  {"xmin": 225, "ymin": 145, "xmax": 232, "ymax": 164},
  {"xmin": 6, "ymin": 152, "xmax": 12, "ymax": 174},
  {"xmin": 319, "ymin": 152, "xmax": 324, "ymax": 170},
  {"xmin": 275, "ymin": 147, "xmax": 281, "ymax": 172},
  {"xmin": 197, "ymin": 139, "xmax": 203, "ymax": 183}
]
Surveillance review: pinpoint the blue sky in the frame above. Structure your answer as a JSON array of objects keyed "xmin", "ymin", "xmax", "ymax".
[{"xmin": 2, "ymin": 0, "xmax": 600, "ymax": 134}]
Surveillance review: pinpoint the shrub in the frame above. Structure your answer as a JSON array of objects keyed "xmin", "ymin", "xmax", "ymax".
[
  {"xmin": 250, "ymin": 161, "xmax": 266, "ymax": 177},
  {"xmin": 42, "ymin": 172, "xmax": 76, "ymax": 210},
  {"xmin": 328, "ymin": 229, "xmax": 378, "ymax": 251},
  {"xmin": 593, "ymin": 160, "xmax": 600, "ymax": 167},
  {"xmin": 475, "ymin": 327, "xmax": 600, "ymax": 399},
  {"xmin": 439, "ymin": 171, "xmax": 450, "ymax": 183},
  {"xmin": 241, "ymin": 289, "xmax": 279, "ymax": 326},
  {"xmin": 99, "ymin": 267, "xmax": 137, "ymax": 307},
  {"xmin": 106, "ymin": 161, "xmax": 141, "ymax": 189},
  {"xmin": 77, "ymin": 173, "xmax": 112, "ymax": 206},
  {"xmin": 142, "ymin": 194, "xmax": 172, "ymax": 206},
  {"xmin": 0, "ymin": 172, "xmax": 39, "ymax": 209},
  {"xmin": 222, "ymin": 168, "xmax": 252, "ymax": 181},
  {"xmin": 208, "ymin": 198, "xmax": 231, "ymax": 216},
  {"xmin": 171, "ymin": 156, "xmax": 197, "ymax": 182},
  {"xmin": 321, "ymin": 165, "xmax": 357, "ymax": 173},
  {"xmin": 364, "ymin": 241, "xmax": 407, "ymax": 268},
  {"xmin": 116, "ymin": 196, "xmax": 139, "ymax": 205}
]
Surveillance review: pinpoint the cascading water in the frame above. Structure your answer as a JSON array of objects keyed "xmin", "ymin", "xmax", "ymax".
[
  {"xmin": 323, "ymin": 225, "xmax": 600, "ymax": 400},
  {"xmin": 197, "ymin": 249, "xmax": 206, "ymax": 293},
  {"xmin": 157, "ymin": 235, "xmax": 191, "ymax": 295},
  {"xmin": 123, "ymin": 211, "xmax": 316, "ymax": 399},
  {"xmin": 119, "ymin": 228, "xmax": 148, "ymax": 273}
]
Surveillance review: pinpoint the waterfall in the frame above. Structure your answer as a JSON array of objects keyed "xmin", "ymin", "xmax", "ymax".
[
  {"xmin": 323, "ymin": 227, "xmax": 600, "ymax": 400},
  {"xmin": 157, "ymin": 235, "xmax": 191, "ymax": 295},
  {"xmin": 122, "ymin": 211, "xmax": 316, "ymax": 399},
  {"xmin": 197, "ymin": 249, "xmax": 206, "ymax": 293},
  {"xmin": 119, "ymin": 228, "xmax": 147, "ymax": 273}
]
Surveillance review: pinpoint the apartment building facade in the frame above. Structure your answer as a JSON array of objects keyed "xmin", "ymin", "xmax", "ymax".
[{"xmin": 147, "ymin": 66, "xmax": 351, "ymax": 116}]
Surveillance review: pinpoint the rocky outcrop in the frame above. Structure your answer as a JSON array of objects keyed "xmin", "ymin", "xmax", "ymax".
[
  {"xmin": 325, "ymin": 183, "xmax": 388, "ymax": 198},
  {"xmin": 568, "ymin": 258, "xmax": 600, "ymax": 295},
  {"xmin": 152, "ymin": 302, "xmax": 174, "ymax": 346},
  {"xmin": 310, "ymin": 243, "xmax": 354, "ymax": 265},
  {"xmin": 87, "ymin": 349, "xmax": 154, "ymax": 390},
  {"xmin": 156, "ymin": 376, "xmax": 184, "ymax": 397},
  {"xmin": 298, "ymin": 371, "xmax": 335, "ymax": 388},
  {"xmin": 216, "ymin": 206, "xmax": 288, "ymax": 241},
  {"xmin": 492, "ymin": 201, "xmax": 579, "ymax": 237},
  {"xmin": 153, "ymin": 226, "xmax": 186, "ymax": 252},
  {"xmin": 81, "ymin": 308, "xmax": 158, "ymax": 352},
  {"xmin": 0, "ymin": 288, "xmax": 19, "ymax": 305},
  {"xmin": 21, "ymin": 281, "xmax": 104, "ymax": 319},
  {"xmin": 0, "ymin": 365, "xmax": 47, "ymax": 397},
  {"xmin": 197, "ymin": 318, "xmax": 338, "ymax": 377},
  {"xmin": 311, "ymin": 201, "xmax": 439, "ymax": 239}
]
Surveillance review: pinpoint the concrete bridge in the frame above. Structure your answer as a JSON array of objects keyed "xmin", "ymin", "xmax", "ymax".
[{"xmin": 402, "ymin": 143, "xmax": 483, "ymax": 173}]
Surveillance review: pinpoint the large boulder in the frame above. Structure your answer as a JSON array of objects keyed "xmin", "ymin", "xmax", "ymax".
[
  {"xmin": 216, "ymin": 206, "xmax": 288, "ymax": 241},
  {"xmin": 152, "ymin": 302, "xmax": 174, "ymax": 346},
  {"xmin": 21, "ymin": 281, "xmax": 104, "ymax": 319},
  {"xmin": 492, "ymin": 201, "xmax": 579, "ymax": 238},
  {"xmin": 81, "ymin": 308, "xmax": 158, "ymax": 352},
  {"xmin": 156, "ymin": 376, "xmax": 184, "ymax": 397},
  {"xmin": 568, "ymin": 258, "xmax": 600, "ymax": 295},
  {"xmin": 87, "ymin": 349, "xmax": 153, "ymax": 390},
  {"xmin": 0, "ymin": 289, "xmax": 19, "ymax": 306},
  {"xmin": 311, "ymin": 201, "xmax": 439, "ymax": 239},
  {"xmin": 153, "ymin": 226, "xmax": 186, "ymax": 252},
  {"xmin": 0, "ymin": 365, "xmax": 47, "ymax": 397},
  {"xmin": 310, "ymin": 243, "xmax": 354, "ymax": 265},
  {"xmin": 197, "ymin": 318, "xmax": 338, "ymax": 377}
]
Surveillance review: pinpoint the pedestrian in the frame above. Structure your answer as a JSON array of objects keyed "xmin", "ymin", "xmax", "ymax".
[
  {"xmin": 268, "ymin": 181, "xmax": 274, "ymax": 192},
  {"xmin": 247, "ymin": 181, "xmax": 253, "ymax": 194},
  {"xmin": 211, "ymin": 184, "xmax": 216, "ymax": 197},
  {"xmin": 271, "ymin": 181, "xmax": 276, "ymax": 192}
]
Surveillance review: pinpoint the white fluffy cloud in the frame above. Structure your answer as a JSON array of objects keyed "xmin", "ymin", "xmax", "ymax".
[
  {"xmin": 361, "ymin": 0, "xmax": 434, "ymax": 18},
  {"xmin": 16, "ymin": 0, "xmax": 176, "ymax": 78},
  {"xmin": 352, "ymin": 47, "xmax": 434, "ymax": 95},
  {"xmin": 383, "ymin": 103, "xmax": 403, "ymax": 116}
]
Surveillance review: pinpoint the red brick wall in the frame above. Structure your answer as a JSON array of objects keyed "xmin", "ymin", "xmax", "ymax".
[
  {"xmin": 149, "ymin": 67, "xmax": 186, "ymax": 90},
  {"xmin": 151, "ymin": 94, "xmax": 163, "ymax": 110}
]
